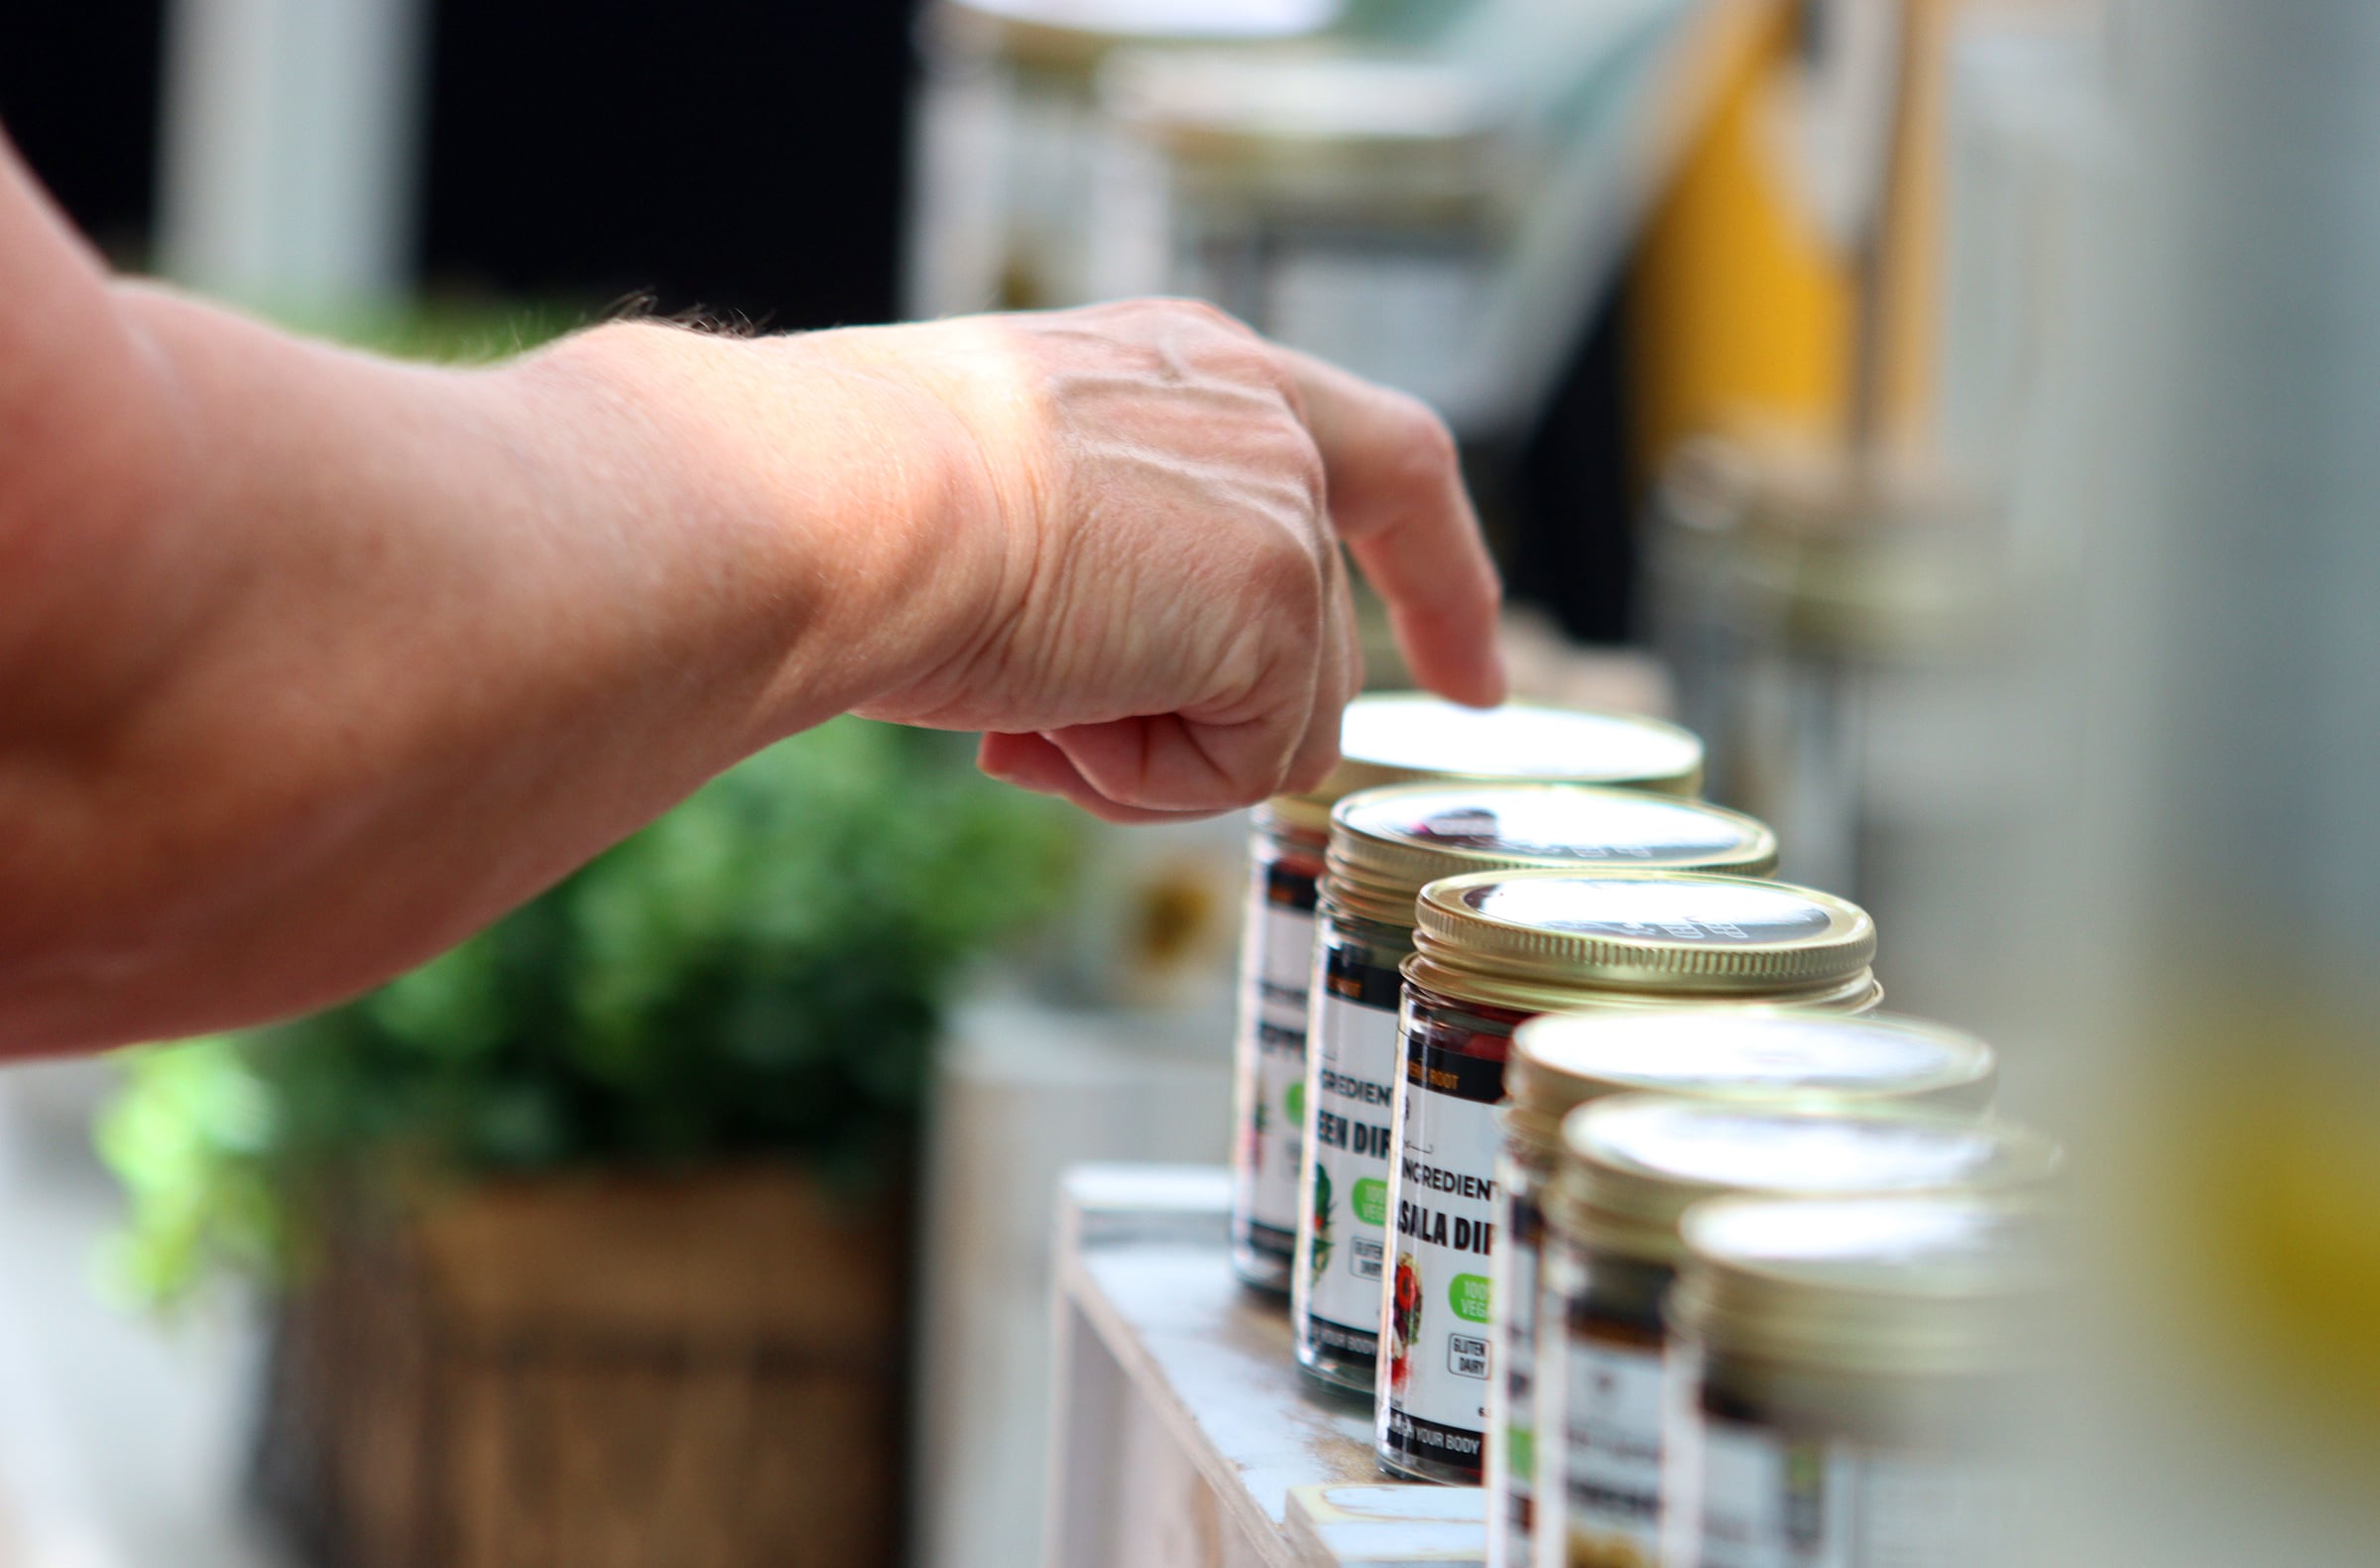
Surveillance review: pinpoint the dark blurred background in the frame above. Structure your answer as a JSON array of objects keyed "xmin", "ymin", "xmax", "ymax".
[
  {"xmin": 5, "ymin": 1, "xmax": 170, "ymax": 257},
  {"xmin": 5, "ymin": 0, "xmax": 912, "ymax": 323}
]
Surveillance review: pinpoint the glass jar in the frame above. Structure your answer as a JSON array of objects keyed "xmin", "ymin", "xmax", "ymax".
[
  {"xmin": 1095, "ymin": 48, "xmax": 1512, "ymax": 434},
  {"xmin": 1296, "ymin": 900, "xmax": 1416, "ymax": 1386},
  {"xmin": 1540, "ymin": 1096, "xmax": 2062, "ymax": 1568},
  {"xmin": 1230, "ymin": 798, "xmax": 1332, "ymax": 1291},
  {"xmin": 1487, "ymin": 1009, "xmax": 1998, "ymax": 1568},
  {"xmin": 1661, "ymin": 1195, "xmax": 2053, "ymax": 1568},
  {"xmin": 906, "ymin": 0, "xmax": 1334, "ymax": 317},
  {"xmin": 1378, "ymin": 868, "xmax": 1887, "ymax": 1489},
  {"xmin": 1231, "ymin": 696, "xmax": 1706, "ymax": 1295},
  {"xmin": 1290, "ymin": 782, "xmax": 1771, "ymax": 1382}
]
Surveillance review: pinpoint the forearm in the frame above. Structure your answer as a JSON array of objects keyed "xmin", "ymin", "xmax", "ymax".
[{"xmin": 0, "ymin": 300, "xmax": 981, "ymax": 1052}]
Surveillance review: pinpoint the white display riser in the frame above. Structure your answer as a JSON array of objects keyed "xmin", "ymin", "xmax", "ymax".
[{"xmin": 1046, "ymin": 1164, "xmax": 1486, "ymax": 1568}]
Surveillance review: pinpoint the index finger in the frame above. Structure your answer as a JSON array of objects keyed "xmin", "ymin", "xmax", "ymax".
[{"xmin": 1279, "ymin": 347, "xmax": 1506, "ymax": 708}]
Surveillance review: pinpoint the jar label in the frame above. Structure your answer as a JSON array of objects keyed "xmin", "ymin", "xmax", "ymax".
[
  {"xmin": 1487, "ymin": 1164, "xmax": 1544, "ymax": 1565},
  {"xmin": 1376, "ymin": 1032, "xmax": 1505, "ymax": 1479},
  {"xmin": 1231, "ymin": 852, "xmax": 1319, "ymax": 1267},
  {"xmin": 1563, "ymin": 1334, "xmax": 1667, "ymax": 1566},
  {"xmin": 1293, "ymin": 929, "xmax": 1404, "ymax": 1364},
  {"xmin": 1678, "ymin": 1416, "xmax": 2035, "ymax": 1568}
]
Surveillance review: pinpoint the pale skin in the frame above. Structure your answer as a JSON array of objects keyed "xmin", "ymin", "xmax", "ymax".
[{"xmin": 0, "ymin": 133, "xmax": 1503, "ymax": 1055}]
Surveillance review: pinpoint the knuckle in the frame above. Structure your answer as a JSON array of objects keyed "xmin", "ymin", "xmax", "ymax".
[
  {"xmin": 1239, "ymin": 532, "xmax": 1327, "ymax": 642},
  {"xmin": 1256, "ymin": 525, "xmax": 1328, "ymax": 606}
]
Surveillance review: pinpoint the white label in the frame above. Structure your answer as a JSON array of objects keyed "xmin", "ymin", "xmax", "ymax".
[
  {"xmin": 1487, "ymin": 1167, "xmax": 1542, "ymax": 1568},
  {"xmin": 1686, "ymin": 1417, "xmax": 2036, "ymax": 1568},
  {"xmin": 1377, "ymin": 1051, "xmax": 1504, "ymax": 1477},
  {"xmin": 1231, "ymin": 853, "xmax": 1316, "ymax": 1265},
  {"xmin": 1293, "ymin": 958, "xmax": 1403, "ymax": 1356},
  {"xmin": 1564, "ymin": 1337, "xmax": 1668, "ymax": 1566}
]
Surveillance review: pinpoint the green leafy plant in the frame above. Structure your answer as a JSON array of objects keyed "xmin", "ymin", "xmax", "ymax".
[{"xmin": 96, "ymin": 719, "xmax": 1076, "ymax": 1307}]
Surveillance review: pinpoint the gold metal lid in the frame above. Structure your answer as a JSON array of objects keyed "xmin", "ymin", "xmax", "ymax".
[
  {"xmin": 1549, "ymin": 1094, "xmax": 2063, "ymax": 1266},
  {"xmin": 1264, "ymin": 693, "xmax": 1705, "ymax": 835},
  {"xmin": 1323, "ymin": 784, "xmax": 1776, "ymax": 930},
  {"xmin": 1500, "ymin": 1008, "xmax": 1997, "ymax": 1157},
  {"xmin": 1671, "ymin": 1194, "xmax": 2056, "ymax": 1376},
  {"xmin": 1406, "ymin": 869, "xmax": 1877, "ymax": 1013}
]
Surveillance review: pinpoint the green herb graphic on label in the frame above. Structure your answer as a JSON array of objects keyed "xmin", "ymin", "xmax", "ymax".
[
  {"xmin": 1449, "ymin": 1271, "xmax": 1491, "ymax": 1324},
  {"xmin": 1310, "ymin": 1163, "xmax": 1335, "ymax": 1282},
  {"xmin": 1351, "ymin": 1176, "xmax": 1387, "ymax": 1227},
  {"xmin": 1284, "ymin": 1081, "xmax": 1304, "ymax": 1126}
]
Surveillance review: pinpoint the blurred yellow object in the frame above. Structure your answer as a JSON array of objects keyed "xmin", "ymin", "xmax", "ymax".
[
  {"xmin": 2150, "ymin": 1011, "xmax": 2380, "ymax": 1462},
  {"xmin": 1630, "ymin": 0, "xmax": 1851, "ymax": 470},
  {"xmin": 1629, "ymin": 0, "xmax": 1961, "ymax": 470}
]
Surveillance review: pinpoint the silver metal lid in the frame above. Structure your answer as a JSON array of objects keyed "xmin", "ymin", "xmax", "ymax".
[
  {"xmin": 1672, "ymin": 1193, "xmax": 2057, "ymax": 1375},
  {"xmin": 1501, "ymin": 1008, "xmax": 1996, "ymax": 1154},
  {"xmin": 1551, "ymin": 1094, "xmax": 2063, "ymax": 1265}
]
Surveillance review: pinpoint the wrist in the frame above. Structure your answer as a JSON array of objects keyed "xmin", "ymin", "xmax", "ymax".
[{"xmin": 503, "ymin": 320, "xmax": 1009, "ymax": 739}]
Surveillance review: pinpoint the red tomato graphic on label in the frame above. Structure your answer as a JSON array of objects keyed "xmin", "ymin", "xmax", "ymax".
[{"xmin": 1388, "ymin": 1252, "xmax": 1422, "ymax": 1395}]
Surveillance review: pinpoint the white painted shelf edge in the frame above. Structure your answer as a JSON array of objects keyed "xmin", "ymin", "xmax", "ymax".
[{"xmin": 1045, "ymin": 1164, "xmax": 1485, "ymax": 1568}]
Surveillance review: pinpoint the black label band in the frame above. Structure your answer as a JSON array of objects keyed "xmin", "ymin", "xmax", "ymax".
[
  {"xmin": 1409, "ymin": 1038, "xmax": 1508, "ymax": 1104},
  {"xmin": 1265, "ymin": 860, "xmax": 1321, "ymax": 914},
  {"xmin": 1238, "ymin": 1219, "xmax": 1296, "ymax": 1264},
  {"xmin": 1303, "ymin": 1314, "xmax": 1379, "ymax": 1360},
  {"xmin": 1382, "ymin": 1406, "xmax": 1487, "ymax": 1476},
  {"xmin": 1510, "ymin": 1191, "xmax": 1545, "ymax": 1250},
  {"xmin": 1323, "ymin": 940, "xmax": 1406, "ymax": 1012}
]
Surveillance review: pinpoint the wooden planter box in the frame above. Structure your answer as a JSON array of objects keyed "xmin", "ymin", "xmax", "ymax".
[{"xmin": 255, "ymin": 1164, "xmax": 910, "ymax": 1568}]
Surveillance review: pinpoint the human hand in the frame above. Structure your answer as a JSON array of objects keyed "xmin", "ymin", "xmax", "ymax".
[{"xmin": 814, "ymin": 300, "xmax": 1505, "ymax": 822}]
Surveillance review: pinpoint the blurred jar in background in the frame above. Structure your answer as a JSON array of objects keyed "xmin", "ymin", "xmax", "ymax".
[
  {"xmin": 1639, "ymin": 438, "xmax": 2030, "ymax": 943},
  {"xmin": 904, "ymin": 0, "xmax": 1338, "ymax": 316},
  {"xmin": 1660, "ymin": 1194, "xmax": 2054, "ymax": 1568},
  {"xmin": 1539, "ymin": 1094, "xmax": 2060, "ymax": 1568},
  {"xmin": 1094, "ymin": 47, "xmax": 1512, "ymax": 435},
  {"xmin": 1488, "ymin": 1007, "xmax": 1997, "ymax": 1568}
]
